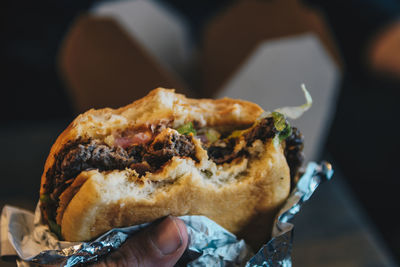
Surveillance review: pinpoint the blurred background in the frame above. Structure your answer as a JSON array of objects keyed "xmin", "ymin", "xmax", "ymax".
[{"xmin": 1, "ymin": 0, "xmax": 400, "ymax": 266}]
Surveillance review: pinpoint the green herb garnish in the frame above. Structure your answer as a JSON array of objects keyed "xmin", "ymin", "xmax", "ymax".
[
  {"xmin": 278, "ymin": 121, "xmax": 292, "ymax": 141},
  {"xmin": 271, "ymin": 112, "xmax": 286, "ymax": 131},
  {"xmin": 271, "ymin": 112, "xmax": 292, "ymax": 141},
  {"xmin": 177, "ymin": 122, "xmax": 197, "ymax": 136}
]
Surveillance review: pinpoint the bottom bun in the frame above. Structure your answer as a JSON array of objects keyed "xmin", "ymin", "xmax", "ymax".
[{"xmin": 60, "ymin": 140, "xmax": 290, "ymax": 249}]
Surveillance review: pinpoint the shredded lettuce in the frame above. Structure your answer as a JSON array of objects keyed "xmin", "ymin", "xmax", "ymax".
[
  {"xmin": 178, "ymin": 85, "xmax": 311, "ymax": 143},
  {"xmin": 274, "ymin": 84, "xmax": 312, "ymax": 119},
  {"xmin": 256, "ymin": 85, "xmax": 311, "ymax": 142},
  {"xmin": 177, "ymin": 122, "xmax": 197, "ymax": 136}
]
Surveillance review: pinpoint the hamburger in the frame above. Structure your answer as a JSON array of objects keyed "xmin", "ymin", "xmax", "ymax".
[{"xmin": 39, "ymin": 88, "xmax": 309, "ymax": 249}]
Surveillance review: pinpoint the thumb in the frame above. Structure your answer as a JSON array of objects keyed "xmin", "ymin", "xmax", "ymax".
[{"xmin": 94, "ymin": 216, "xmax": 188, "ymax": 267}]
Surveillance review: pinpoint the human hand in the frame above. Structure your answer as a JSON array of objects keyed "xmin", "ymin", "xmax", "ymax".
[{"xmin": 90, "ymin": 216, "xmax": 188, "ymax": 267}]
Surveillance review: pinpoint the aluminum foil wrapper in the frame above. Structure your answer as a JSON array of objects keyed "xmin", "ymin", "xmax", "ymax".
[{"xmin": 0, "ymin": 161, "xmax": 333, "ymax": 267}]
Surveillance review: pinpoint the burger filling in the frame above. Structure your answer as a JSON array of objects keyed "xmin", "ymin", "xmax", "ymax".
[{"xmin": 41, "ymin": 114, "xmax": 304, "ymax": 236}]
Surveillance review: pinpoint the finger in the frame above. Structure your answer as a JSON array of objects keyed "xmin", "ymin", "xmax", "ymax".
[{"xmin": 94, "ymin": 216, "xmax": 188, "ymax": 267}]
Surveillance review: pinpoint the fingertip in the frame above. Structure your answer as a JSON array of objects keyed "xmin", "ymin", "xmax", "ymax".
[
  {"xmin": 150, "ymin": 216, "xmax": 188, "ymax": 256},
  {"xmin": 171, "ymin": 216, "xmax": 188, "ymax": 249}
]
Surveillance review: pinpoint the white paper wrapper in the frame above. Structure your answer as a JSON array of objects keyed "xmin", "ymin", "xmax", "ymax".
[{"xmin": 1, "ymin": 161, "xmax": 333, "ymax": 267}]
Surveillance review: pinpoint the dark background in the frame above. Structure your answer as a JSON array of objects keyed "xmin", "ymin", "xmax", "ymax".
[{"xmin": 1, "ymin": 0, "xmax": 400, "ymax": 262}]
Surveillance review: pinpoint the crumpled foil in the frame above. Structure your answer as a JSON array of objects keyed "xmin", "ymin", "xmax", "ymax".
[{"xmin": 0, "ymin": 161, "xmax": 333, "ymax": 267}]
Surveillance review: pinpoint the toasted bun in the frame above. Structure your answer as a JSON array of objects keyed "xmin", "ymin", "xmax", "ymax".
[{"xmin": 40, "ymin": 88, "xmax": 290, "ymax": 249}]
